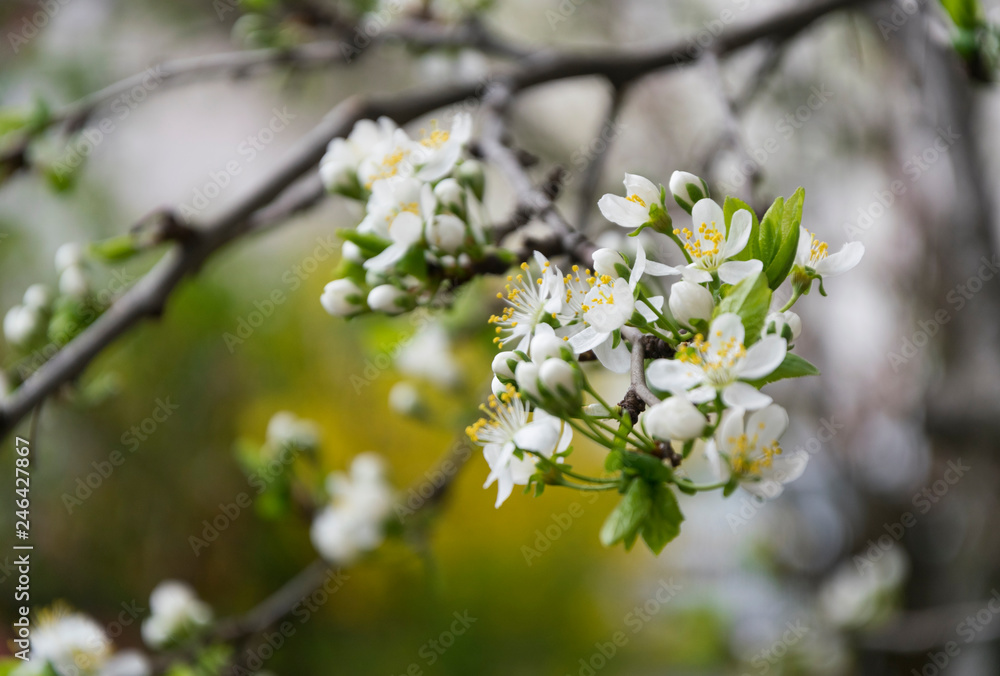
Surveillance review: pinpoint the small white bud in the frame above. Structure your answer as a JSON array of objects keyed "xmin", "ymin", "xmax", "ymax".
[
  {"xmin": 389, "ymin": 381, "xmax": 423, "ymax": 417},
  {"xmin": 591, "ymin": 248, "xmax": 624, "ymax": 278},
  {"xmin": 528, "ymin": 331, "xmax": 566, "ymax": 363},
  {"xmin": 23, "ymin": 284, "xmax": 53, "ymax": 310},
  {"xmin": 514, "ymin": 361, "xmax": 541, "ymax": 399},
  {"xmin": 320, "ymin": 279, "xmax": 365, "ymax": 317},
  {"xmin": 491, "ymin": 351, "xmax": 520, "ymax": 379},
  {"xmin": 433, "ymin": 178, "xmax": 463, "ymax": 207},
  {"xmin": 55, "ymin": 242, "xmax": 85, "ymax": 273},
  {"xmin": 266, "ymin": 411, "xmax": 320, "ymax": 451},
  {"xmin": 456, "ymin": 159, "xmax": 485, "ymax": 198},
  {"xmin": 427, "ymin": 214, "xmax": 466, "ymax": 254},
  {"xmin": 367, "ymin": 285, "xmax": 409, "ymax": 315},
  {"xmin": 539, "ymin": 359, "xmax": 579, "ymax": 401},
  {"xmin": 668, "ymin": 281, "xmax": 714, "ymax": 327},
  {"xmin": 764, "ymin": 310, "xmax": 802, "ymax": 341},
  {"xmin": 668, "ymin": 171, "xmax": 709, "ymax": 213},
  {"xmin": 59, "ymin": 265, "xmax": 90, "ymax": 298},
  {"xmin": 342, "ymin": 241, "xmax": 364, "ymax": 263},
  {"xmin": 3, "ymin": 305, "xmax": 40, "ymax": 347},
  {"xmin": 643, "ymin": 396, "xmax": 706, "ymax": 441}
]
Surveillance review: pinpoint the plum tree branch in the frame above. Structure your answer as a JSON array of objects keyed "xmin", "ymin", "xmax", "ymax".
[{"xmin": 0, "ymin": 0, "xmax": 874, "ymax": 440}]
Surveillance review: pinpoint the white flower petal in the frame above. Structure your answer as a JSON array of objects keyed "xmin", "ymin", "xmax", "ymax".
[
  {"xmin": 723, "ymin": 209, "xmax": 752, "ymax": 258},
  {"xmin": 722, "ymin": 382, "xmax": 772, "ymax": 409},
  {"xmin": 623, "ymin": 172, "xmax": 659, "ymax": 205},
  {"xmin": 737, "ymin": 335, "xmax": 787, "ymax": 380},
  {"xmin": 681, "ymin": 265, "xmax": 714, "ymax": 284},
  {"xmin": 717, "ymin": 259, "xmax": 763, "ymax": 285},
  {"xmin": 647, "ymin": 359, "xmax": 704, "ymax": 393},
  {"xmin": 815, "ymin": 241, "xmax": 865, "ymax": 277},
  {"xmin": 746, "ymin": 404, "xmax": 789, "ymax": 447},
  {"xmin": 568, "ymin": 326, "xmax": 608, "ymax": 353},
  {"xmin": 598, "ymin": 194, "xmax": 649, "ymax": 229},
  {"xmin": 709, "ymin": 313, "xmax": 745, "ymax": 350},
  {"xmin": 690, "ymin": 198, "xmax": 725, "ymax": 235},
  {"xmin": 593, "ymin": 336, "xmax": 630, "ymax": 373},
  {"xmin": 717, "ymin": 408, "xmax": 745, "ymax": 455}
]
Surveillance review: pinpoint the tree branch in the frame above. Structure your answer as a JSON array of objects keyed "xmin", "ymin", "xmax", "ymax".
[{"xmin": 0, "ymin": 0, "xmax": 874, "ymax": 440}]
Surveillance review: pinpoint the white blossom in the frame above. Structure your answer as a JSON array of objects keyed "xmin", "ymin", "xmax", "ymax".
[
  {"xmin": 4, "ymin": 304, "xmax": 41, "ymax": 347},
  {"xmin": 265, "ymin": 411, "xmax": 320, "ymax": 451},
  {"xmin": 675, "ymin": 199, "xmax": 762, "ymax": 284},
  {"xmin": 426, "ymin": 213, "xmax": 466, "ymax": 254},
  {"xmin": 310, "ymin": 453, "xmax": 395, "ymax": 564},
  {"xmin": 362, "ymin": 178, "xmax": 436, "ymax": 271},
  {"xmin": 794, "ymin": 226, "xmax": 864, "ymax": 278},
  {"xmin": 14, "ymin": 606, "xmax": 110, "ymax": 676},
  {"xmin": 395, "ymin": 323, "xmax": 460, "ymax": 387},
  {"xmin": 23, "ymin": 283, "xmax": 53, "ymax": 310},
  {"xmin": 488, "ymin": 252, "xmax": 564, "ymax": 351},
  {"xmin": 367, "ymin": 285, "xmax": 409, "ymax": 314},
  {"xmin": 141, "ymin": 581, "xmax": 212, "ymax": 649},
  {"xmin": 55, "ymin": 243, "xmax": 85, "ymax": 273},
  {"xmin": 467, "ymin": 386, "xmax": 572, "ymax": 507},
  {"xmin": 320, "ymin": 116, "xmax": 398, "ymax": 191},
  {"xmin": 646, "ymin": 313, "xmax": 786, "ymax": 409},
  {"xmin": 409, "ymin": 113, "xmax": 473, "ymax": 181},
  {"xmin": 598, "ymin": 173, "xmax": 662, "ymax": 230}
]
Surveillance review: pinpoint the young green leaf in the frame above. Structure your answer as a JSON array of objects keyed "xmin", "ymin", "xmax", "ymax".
[
  {"xmin": 744, "ymin": 353, "xmax": 820, "ymax": 388},
  {"xmin": 757, "ymin": 196, "xmax": 784, "ymax": 268},
  {"xmin": 763, "ymin": 187, "xmax": 804, "ymax": 290},
  {"xmin": 716, "ymin": 272, "xmax": 772, "ymax": 344},
  {"xmin": 641, "ymin": 483, "xmax": 684, "ymax": 553},
  {"xmin": 600, "ymin": 478, "xmax": 652, "ymax": 549}
]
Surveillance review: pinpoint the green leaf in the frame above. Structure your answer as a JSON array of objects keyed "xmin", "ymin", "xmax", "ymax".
[
  {"xmin": 941, "ymin": 0, "xmax": 981, "ymax": 29},
  {"xmin": 641, "ymin": 483, "xmax": 684, "ymax": 554},
  {"xmin": 724, "ymin": 197, "xmax": 759, "ymax": 262},
  {"xmin": 757, "ymin": 196, "xmax": 784, "ymax": 268},
  {"xmin": 744, "ymin": 353, "xmax": 820, "ymax": 388},
  {"xmin": 763, "ymin": 187, "xmax": 803, "ymax": 290},
  {"xmin": 600, "ymin": 478, "xmax": 652, "ymax": 549},
  {"xmin": 396, "ymin": 245, "xmax": 428, "ymax": 280},
  {"xmin": 90, "ymin": 234, "xmax": 139, "ymax": 262},
  {"xmin": 617, "ymin": 449, "xmax": 672, "ymax": 482},
  {"xmin": 716, "ymin": 272, "xmax": 771, "ymax": 344}
]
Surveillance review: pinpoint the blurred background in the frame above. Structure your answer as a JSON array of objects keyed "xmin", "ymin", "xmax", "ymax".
[{"xmin": 2, "ymin": 0, "xmax": 1000, "ymax": 673}]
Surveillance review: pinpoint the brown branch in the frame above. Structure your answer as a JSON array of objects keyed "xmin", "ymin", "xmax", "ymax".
[
  {"xmin": 619, "ymin": 326, "xmax": 661, "ymax": 423},
  {"xmin": 0, "ymin": 0, "xmax": 875, "ymax": 440}
]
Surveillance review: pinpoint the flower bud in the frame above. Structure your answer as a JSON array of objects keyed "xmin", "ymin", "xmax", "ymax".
[
  {"xmin": 668, "ymin": 171, "xmax": 709, "ymax": 214},
  {"xmin": 342, "ymin": 241, "xmax": 364, "ymax": 263},
  {"xmin": 266, "ymin": 411, "xmax": 320, "ymax": 451},
  {"xmin": 668, "ymin": 281, "xmax": 714, "ymax": 327},
  {"xmin": 23, "ymin": 284, "xmax": 53, "ymax": 310},
  {"xmin": 591, "ymin": 248, "xmax": 624, "ymax": 278},
  {"xmin": 514, "ymin": 361, "xmax": 541, "ymax": 399},
  {"xmin": 491, "ymin": 375, "xmax": 506, "ymax": 398},
  {"xmin": 320, "ymin": 279, "xmax": 366, "ymax": 317},
  {"xmin": 433, "ymin": 178, "xmax": 463, "ymax": 209},
  {"xmin": 55, "ymin": 242, "xmax": 85, "ymax": 273},
  {"xmin": 528, "ymin": 330, "xmax": 566, "ymax": 363},
  {"xmin": 427, "ymin": 214, "xmax": 466, "ymax": 254},
  {"xmin": 389, "ymin": 381, "xmax": 423, "ymax": 418},
  {"xmin": 643, "ymin": 396, "xmax": 706, "ymax": 441},
  {"xmin": 59, "ymin": 265, "xmax": 90, "ymax": 298},
  {"xmin": 3, "ymin": 305, "xmax": 41, "ymax": 347},
  {"xmin": 539, "ymin": 359, "xmax": 580, "ymax": 403},
  {"xmin": 764, "ymin": 311, "xmax": 801, "ymax": 342},
  {"xmin": 367, "ymin": 285, "xmax": 410, "ymax": 315},
  {"xmin": 456, "ymin": 159, "xmax": 485, "ymax": 200},
  {"xmin": 491, "ymin": 351, "xmax": 520, "ymax": 379}
]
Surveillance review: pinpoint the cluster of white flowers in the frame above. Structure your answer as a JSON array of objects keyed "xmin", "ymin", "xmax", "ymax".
[
  {"xmin": 317, "ymin": 113, "xmax": 490, "ymax": 318},
  {"xmin": 3, "ymin": 242, "xmax": 107, "ymax": 367},
  {"xmin": 310, "ymin": 452, "xmax": 395, "ymax": 564},
  {"xmin": 467, "ymin": 170, "xmax": 864, "ymax": 550},
  {"xmin": 13, "ymin": 605, "xmax": 150, "ymax": 676},
  {"xmin": 140, "ymin": 580, "xmax": 213, "ymax": 649},
  {"xmin": 265, "ymin": 410, "xmax": 320, "ymax": 453},
  {"xmin": 313, "ymin": 116, "xmax": 865, "ymax": 553}
]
